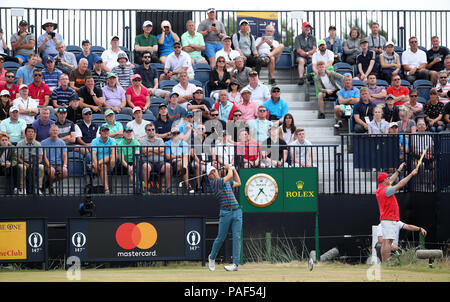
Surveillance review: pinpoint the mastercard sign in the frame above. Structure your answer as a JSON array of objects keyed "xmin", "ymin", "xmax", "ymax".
[{"xmin": 115, "ymin": 222, "xmax": 157, "ymax": 250}]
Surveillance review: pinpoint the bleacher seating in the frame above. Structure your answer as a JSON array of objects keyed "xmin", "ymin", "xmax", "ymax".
[
  {"xmin": 159, "ymin": 80, "xmax": 178, "ymax": 92},
  {"xmin": 413, "ymin": 79, "xmax": 434, "ymax": 101},
  {"xmin": 142, "ymin": 113, "xmax": 156, "ymax": 122},
  {"xmin": 333, "ymin": 62, "xmax": 353, "ymax": 76},
  {"xmin": 90, "ymin": 46, "xmax": 105, "ymax": 57},
  {"xmin": 115, "ymin": 114, "xmax": 133, "ymax": 122},
  {"xmin": 376, "ymin": 79, "xmax": 389, "ymax": 88},
  {"xmin": 401, "ymin": 79, "xmax": 412, "ymax": 88},
  {"xmin": 66, "ymin": 45, "xmax": 83, "ymax": 55},
  {"xmin": 3, "ymin": 61, "xmax": 21, "ymax": 74},
  {"xmin": 150, "ymin": 63, "xmax": 165, "ymax": 78},
  {"xmin": 352, "ymin": 79, "xmax": 367, "ymax": 89},
  {"xmin": 193, "ymin": 63, "xmax": 211, "ymax": 86}
]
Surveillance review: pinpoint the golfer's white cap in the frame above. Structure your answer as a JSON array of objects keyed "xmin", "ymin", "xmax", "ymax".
[{"xmin": 206, "ymin": 164, "xmax": 217, "ymax": 176}]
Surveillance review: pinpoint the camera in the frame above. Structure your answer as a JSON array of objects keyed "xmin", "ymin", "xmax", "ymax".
[
  {"xmin": 437, "ymin": 88, "xmax": 443, "ymax": 93},
  {"xmin": 212, "ymin": 23, "xmax": 216, "ymax": 27},
  {"xmin": 79, "ymin": 196, "xmax": 96, "ymax": 217},
  {"xmin": 49, "ymin": 32, "xmax": 55, "ymax": 38}
]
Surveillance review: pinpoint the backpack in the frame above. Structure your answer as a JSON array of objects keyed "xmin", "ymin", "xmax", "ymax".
[{"xmin": 232, "ymin": 32, "xmax": 254, "ymax": 51}]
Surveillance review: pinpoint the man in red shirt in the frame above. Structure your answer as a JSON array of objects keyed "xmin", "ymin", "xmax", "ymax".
[
  {"xmin": 0, "ymin": 71, "xmax": 19, "ymax": 101},
  {"xmin": 28, "ymin": 69, "xmax": 51, "ymax": 107},
  {"xmin": 376, "ymin": 162, "xmax": 419, "ymax": 262},
  {"xmin": 386, "ymin": 75, "xmax": 410, "ymax": 106}
]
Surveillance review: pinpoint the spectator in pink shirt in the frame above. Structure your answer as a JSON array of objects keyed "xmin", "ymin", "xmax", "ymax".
[{"xmin": 237, "ymin": 87, "xmax": 258, "ymax": 123}]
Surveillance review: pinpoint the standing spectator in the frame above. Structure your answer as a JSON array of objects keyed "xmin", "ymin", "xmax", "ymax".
[
  {"xmin": 426, "ymin": 36, "xmax": 449, "ymax": 74},
  {"xmin": 134, "ymin": 21, "xmax": 159, "ymax": 64},
  {"xmin": 181, "ymin": 20, "xmax": 207, "ymax": 64},
  {"xmin": 367, "ymin": 22, "xmax": 386, "ymax": 59},
  {"xmin": 242, "ymin": 71, "xmax": 270, "ymax": 106},
  {"xmin": 386, "ymin": 75, "xmax": 410, "ymax": 106},
  {"xmin": 10, "ymin": 20, "xmax": 36, "ymax": 65},
  {"xmin": 102, "ymin": 73, "xmax": 130, "ymax": 115},
  {"xmin": 76, "ymin": 40, "xmax": 99, "ymax": 70},
  {"xmin": 263, "ymin": 86, "xmax": 289, "ymax": 122},
  {"xmin": 91, "ymin": 57, "xmax": 107, "ymax": 89},
  {"xmin": 379, "ymin": 41, "xmax": 401, "ymax": 84},
  {"xmin": 367, "ymin": 74, "xmax": 387, "ymax": 105},
  {"xmin": 353, "ymin": 87, "xmax": 377, "ymax": 133},
  {"xmin": 37, "ymin": 20, "xmax": 64, "ymax": 59},
  {"xmin": 228, "ymin": 80, "xmax": 242, "ymax": 104},
  {"xmin": 315, "ymin": 61, "xmax": 344, "ymax": 119},
  {"xmin": 295, "ymin": 21, "xmax": 316, "ymax": 85},
  {"xmin": 101, "ymin": 35, "xmax": 133, "ymax": 72},
  {"xmin": 13, "ymin": 84, "xmax": 39, "ymax": 125},
  {"xmin": 402, "ymin": 36, "xmax": 437, "ymax": 84},
  {"xmin": 312, "ymin": 40, "xmax": 334, "ymax": 74},
  {"xmin": 232, "ymin": 20, "xmax": 261, "ymax": 74},
  {"xmin": 355, "ymin": 38, "xmax": 376, "ymax": 83},
  {"xmin": 172, "ymin": 71, "xmax": 197, "ymax": 109},
  {"xmin": 1, "ymin": 71, "xmax": 19, "ymax": 101},
  {"xmin": 28, "ymin": 69, "xmax": 51, "ymax": 107},
  {"xmin": 333, "ymin": 74, "xmax": 360, "ymax": 128},
  {"xmin": 368, "ymin": 106, "xmax": 389, "ymax": 134},
  {"xmin": 126, "ymin": 107, "xmax": 151, "ymax": 142},
  {"xmin": 231, "ymin": 56, "xmax": 251, "ymax": 88},
  {"xmin": 436, "ymin": 71, "xmax": 450, "ymax": 104},
  {"xmin": 290, "ymin": 128, "xmax": 312, "ymax": 167},
  {"xmin": 248, "ymin": 105, "xmax": 273, "ymax": 143},
  {"xmin": 134, "ymin": 51, "xmax": 169, "ymax": 100},
  {"xmin": 237, "ymin": 88, "xmax": 258, "ymax": 123},
  {"xmin": 209, "ymin": 56, "xmax": 231, "ymax": 100},
  {"xmin": 0, "ymin": 132, "xmax": 18, "ymax": 194},
  {"xmin": 214, "ymin": 90, "xmax": 238, "ymax": 122},
  {"xmin": 112, "ymin": 53, "xmax": 134, "ymax": 89},
  {"xmin": 424, "ymin": 88, "xmax": 445, "ymax": 132},
  {"xmin": 154, "ymin": 103, "xmax": 173, "ymax": 141},
  {"xmin": 50, "ymin": 73, "xmax": 76, "ymax": 110},
  {"xmin": 15, "ymin": 53, "xmax": 38, "ymax": 85},
  {"xmin": 197, "ymin": 8, "xmax": 226, "ymax": 68},
  {"xmin": 343, "ymin": 27, "xmax": 361, "ymax": 65},
  {"xmin": 160, "ymin": 41, "xmax": 194, "ymax": 81},
  {"xmin": 69, "ymin": 58, "xmax": 91, "ymax": 93},
  {"xmin": 91, "ymin": 125, "xmax": 116, "ymax": 194},
  {"xmin": 255, "ymin": 24, "xmax": 284, "ymax": 85},
  {"xmin": 55, "ymin": 41, "xmax": 78, "ymax": 75},
  {"xmin": 42, "ymin": 56, "xmax": 62, "ymax": 91},
  {"xmin": 215, "ymin": 36, "xmax": 241, "ymax": 72},
  {"xmin": 78, "ymin": 76, "xmax": 104, "ymax": 114},
  {"xmin": 167, "ymin": 92, "xmax": 187, "ymax": 122},
  {"xmin": 383, "ymin": 95, "xmax": 400, "ymax": 123},
  {"xmin": 324, "ymin": 25, "xmax": 343, "ymax": 63},
  {"xmin": 54, "ymin": 107, "xmax": 76, "ymax": 145},
  {"xmin": 0, "ymin": 90, "xmax": 11, "ymax": 121},
  {"xmin": 126, "ymin": 74, "xmax": 151, "ymax": 114},
  {"xmin": 32, "ymin": 107, "xmax": 55, "ymax": 142},
  {"xmin": 157, "ymin": 20, "xmax": 180, "ymax": 66},
  {"xmin": 404, "ymin": 89, "xmax": 424, "ymax": 120},
  {"xmin": 278, "ymin": 113, "xmax": 297, "ymax": 145},
  {"xmin": 397, "ymin": 107, "xmax": 417, "ymax": 133}
]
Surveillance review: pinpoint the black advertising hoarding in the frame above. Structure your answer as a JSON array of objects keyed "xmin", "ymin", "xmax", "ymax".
[
  {"xmin": 67, "ymin": 217, "xmax": 205, "ymax": 264},
  {"xmin": 0, "ymin": 218, "xmax": 48, "ymax": 270}
]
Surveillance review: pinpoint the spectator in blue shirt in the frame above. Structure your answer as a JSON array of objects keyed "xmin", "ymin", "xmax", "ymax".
[
  {"xmin": 334, "ymin": 73, "xmax": 360, "ymax": 128},
  {"xmin": 15, "ymin": 54, "xmax": 38, "ymax": 85},
  {"xmin": 42, "ymin": 56, "xmax": 63, "ymax": 91},
  {"xmin": 41, "ymin": 124, "xmax": 68, "ymax": 193},
  {"xmin": 91, "ymin": 125, "xmax": 117, "ymax": 194},
  {"xmin": 76, "ymin": 40, "xmax": 99, "ymax": 70},
  {"xmin": 263, "ymin": 86, "xmax": 289, "ymax": 123},
  {"xmin": 157, "ymin": 20, "xmax": 180, "ymax": 66}
]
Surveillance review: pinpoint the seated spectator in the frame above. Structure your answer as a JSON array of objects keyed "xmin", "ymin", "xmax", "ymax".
[
  {"xmin": 41, "ymin": 124, "xmax": 68, "ymax": 194},
  {"xmin": 0, "ymin": 106, "xmax": 26, "ymax": 144},
  {"xmin": 167, "ymin": 92, "xmax": 187, "ymax": 122},
  {"xmin": 368, "ymin": 105, "xmax": 389, "ymax": 134},
  {"xmin": 215, "ymin": 36, "xmax": 240, "ymax": 72},
  {"xmin": 13, "ymin": 84, "xmax": 39, "ymax": 125},
  {"xmin": 231, "ymin": 56, "xmax": 252, "ymax": 88},
  {"xmin": 79, "ymin": 76, "xmax": 105, "ymax": 114},
  {"xmin": 101, "ymin": 35, "xmax": 133, "ymax": 72},
  {"xmin": 379, "ymin": 41, "xmax": 401, "ymax": 84},
  {"xmin": 157, "ymin": 20, "xmax": 180, "ymax": 66},
  {"xmin": 426, "ymin": 36, "xmax": 449, "ymax": 77},
  {"xmin": 117, "ymin": 127, "xmax": 140, "ymax": 183},
  {"xmin": 290, "ymin": 128, "xmax": 312, "ymax": 168},
  {"xmin": 353, "ymin": 87, "xmax": 377, "ymax": 133},
  {"xmin": 228, "ymin": 80, "xmax": 242, "ymax": 104},
  {"xmin": 214, "ymin": 90, "xmax": 238, "ymax": 122},
  {"xmin": 209, "ymin": 56, "xmax": 231, "ymax": 100},
  {"xmin": 233, "ymin": 19, "xmax": 261, "ymax": 74},
  {"xmin": 248, "ymin": 105, "xmax": 273, "ymax": 143},
  {"xmin": 226, "ymin": 109, "xmax": 248, "ymax": 144},
  {"xmin": 333, "ymin": 74, "xmax": 360, "ymax": 128},
  {"xmin": 404, "ymin": 89, "xmax": 424, "ymax": 119},
  {"xmin": 278, "ymin": 113, "xmax": 297, "ymax": 145},
  {"xmin": 187, "ymin": 87, "xmax": 211, "ymax": 122},
  {"xmin": 15, "ymin": 53, "xmax": 38, "ymax": 85},
  {"xmin": 424, "ymin": 88, "xmax": 445, "ymax": 132},
  {"xmin": 76, "ymin": 108, "xmax": 98, "ymax": 157},
  {"xmin": 242, "ymin": 71, "xmax": 270, "ymax": 106},
  {"xmin": 100, "ymin": 109, "xmax": 124, "ymax": 143},
  {"xmin": 76, "ymin": 40, "xmax": 99, "ymax": 70},
  {"xmin": 0, "ymin": 89, "xmax": 12, "ymax": 121},
  {"xmin": 160, "ymin": 41, "xmax": 194, "ymax": 81},
  {"xmin": 312, "ymin": 40, "xmax": 334, "ymax": 74},
  {"xmin": 32, "ymin": 107, "xmax": 55, "ymax": 142},
  {"xmin": 295, "ymin": 21, "xmax": 316, "ymax": 85},
  {"xmin": 402, "ymin": 36, "xmax": 437, "ymax": 84},
  {"xmin": 436, "ymin": 71, "xmax": 450, "ymax": 104},
  {"xmin": 10, "ymin": 20, "xmax": 36, "ymax": 65},
  {"xmin": 443, "ymin": 101, "xmax": 450, "ymax": 131},
  {"xmin": 397, "ymin": 106, "xmax": 417, "ymax": 133},
  {"xmin": 140, "ymin": 122, "xmax": 172, "ymax": 193},
  {"xmin": 91, "ymin": 57, "xmax": 107, "ymax": 89},
  {"xmin": 181, "ymin": 20, "xmax": 207, "ymax": 65},
  {"xmin": 260, "ymin": 126, "xmax": 288, "ymax": 168},
  {"xmin": 126, "ymin": 107, "xmax": 151, "ymax": 142},
  {"xmin": 91, "ymin": 125, "xmax": 116, "ymax": 194},
  {"xmin": 154, "ymin": 103, "xmax": 173, "ymax": 141},
  {"xmin": 367, "ymin": 74, "xmax": 387, "ymax": 105},
  {"xmin": 102, "ymin": 73, "xmax": 131, "ymax": 115},
  {"xmin": 69, "ymin": 58, "xmax": 91, "ymax": 93},
  {"xmin": 236, "ymin": 128, "xmax": 262, "ymax": 168},
  {"xmin": 367, "ymin": 22, "xmax": 386, "ymax": 59},
  {"xmin": 0, "ymin": 132, "xmax": 18, "ymax": 194},
  {"xmin": 386, "ymin": 75, "xmax": 410, "ymax": 106},
  {"xmin": 445, "ymin": 54, "xmax": 450, "ymax": 76},
  {"xmin": 126, "ymin": 74, "xmax": 151, "ymax": 114},
  {"xmin": 42, "ymin": 56, "xmax": 62, "ymax": 91},
  {"xmin": 112, "ymin": 53, "xmax": 133, "ymax": 89},
  {"xmin": 191, "ymin": 124, "xmax": 210, "ymax": 192},
  {"xmin": 28, "ymin": 69, "xmax": 51, "ymax": 107},
  {"xmin": 213, "ymin": 130, "xmax": 235, "ymax": 172},
  {"xmin": 205, "ymin": 108, "xmax": 226, "ymax": 141},
  {"xmin": 135, "ymin": 51, "xmax": 169, "ymax": 100},
  {"xmin": 54, "ymin": 107, "xmax": 76, "ymax": 145},
  {"xmin": 355, "ymin": 38, "xmax": 376, "ymax": 83},
  {"xmin": 17, "ymin": 125, "xmax": 45, "ymax": 195},
  {"xmin": 1, "ymin": 71, "xmax": 19, "ymax": 101},
  {"xmin": 164, "ymin": 127, "xmax": 193, "ymax": 193},
  {"xmin": 237, "ymin": 88, "xmax": 258, "ymax": 122},
  {"xmin": 172, "ymin": 71, "xmax": 197, "ymax": 109},
  {"xmin": 255, "ymin": 24, "xmax": 284, "ymax": 85},
  {"xmin": 315, "ymin": 61, "xmax": 344, "ymax": 119},
  {"xmin": 37, "ymin": 19, "xmax": 64, "ymax": 59},
  {"xmin": 66, "ymin": 95, "xmax": 83, "ymax": 123},
  {"xmin": 197, "ymin": 8, "xmax": 226, "ymax": 68},
  {"xmin": 343, "ymin": 27, "xmax": 361, "ymax": 65},
  {"xmin": 50, "ymin": 73, "xmax": 76, "ymax": 110},
  {"xmin": 134, "ymin": 21, "xmax": 159, "ymax": 65},
  {"xmin": 55, "ymin": 41, "xmax": 77, "ymax": 75},
  {"xmin": 324, "ymin": 25, "xmax": 343, "ymax": 63},
  {"xmin": 383, "ymin": 94, "xmax": 400, "ymax": 123},
  {"xmin": 177, "ymin": 110, "xmax": 197, "ymax": 142},
  {"xmin": 263, "ymin": 86, "xmax": 289, "ymax": 122},
  {"xmin": 0, "ymin": 57, "xmax": 5, "ymax": 86}
]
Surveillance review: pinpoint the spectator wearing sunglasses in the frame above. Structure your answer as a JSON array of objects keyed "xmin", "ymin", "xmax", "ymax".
[
  {"xmin": 248, "ymin": 105, "xmax": 273, "ymax": 143},
  {"xmin": 28, "ymin": 69, "xmax": 51, "ymax": 107},
  {"xmin": 263, "ymin": 86, "xmax": 289, "ymax": 122},
  {"xmin": 436, "ymin": 71, "xmax": 449, "ymax": 104}
]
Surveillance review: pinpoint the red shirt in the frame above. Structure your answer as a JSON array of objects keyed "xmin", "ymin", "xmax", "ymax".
[
  {"xmin": 126, "ymin": 86, "xmax": 149, "ymax": 109},
  {"xmin": 387, "ymin": 85, "xmax": 409, "ymax": 106},
  {"xmin": 375, "ymin": 184, "xmax": 400, "ymax": 221},
  {"xmin": 0, "ymin": 84, "xmax": 19, "ymax": 101},
  {"xmin": 237, "ymin": 140, "xmax": 259, "ymax": 162},
  {"xmin": 28, "ymin": 82, "xmax": 52, "ymax": 106}
]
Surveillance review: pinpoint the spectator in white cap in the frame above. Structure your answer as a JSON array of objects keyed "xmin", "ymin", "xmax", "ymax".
[
  {"xmin": 13, "ymin": 84, "xmax": 39, "ymax": 124},
  {"xmin": 101, "ymin": 35, "xmax": 133, "ymax": 72},
  {"xmin": 134, "ymin": 20, "xmax": 159, "ymax": 64},
  {"xmin": 0, "ymin": 89, "xmax": 12, "ymax": 121},
  {"xmin": 181, "ymin": 20, "xmax": 208, "ymax": 65},
  {"xmin": 160, "ymin": 41, "xmax": 194, "ymax": 81},
  {"xmin": 37, "ymin": 19, "xmax": 64, "ymax": 59},
  {"xmin": 157, "ymin": 20, "xmax": 180, "ymax": 66},
  {"xmin": 112, "ymin": 53, "xmax": 134, "ymax": 89},
  {"xmin": 0, "ymin": 106, "xmax": 27, "ymax": 144},
  {"xmin": 126, "ymin": 106, "xmax": 152, "ymax": 142},
  {"xmin": 197, "ymin": 8, "xmax": 227, "ymax": 67}
]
